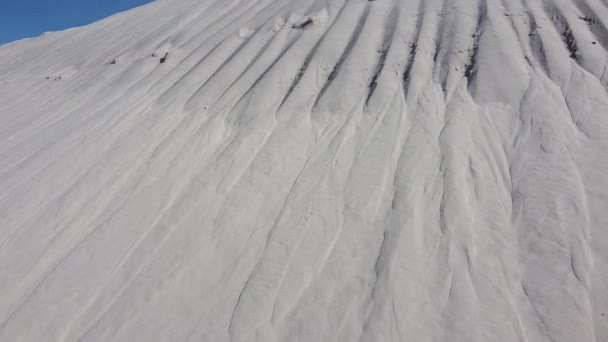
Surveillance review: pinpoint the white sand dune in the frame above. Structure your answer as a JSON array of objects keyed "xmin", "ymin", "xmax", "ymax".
[{"xmin": 1, "ymin": 0, "xmax": 607, "ymax": 340}]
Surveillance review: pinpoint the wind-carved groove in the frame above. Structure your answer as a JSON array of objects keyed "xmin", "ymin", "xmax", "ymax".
[
  {"xmin": 276, "ymin": 2, "xmax": 354, "ymax": 111},
  {"xmin": 222, "ymin": 9, "xmax": 353, "ymax": 326},
  {"xmin": 158, "ymin": 31, "xmax": 252, "ymax": 105},
  {"xmin": 464, "ymin": 0, "xmax": 487, "ymax": 86},
  {"xmin": 312, "ymin": 4, "xmax": 372, "ymax": 109},
  {"xmin": 196, "ymin": 25, "xmax": 293, "ymax": 111},
  {"xmin": 183, "ymin": 28, "xmax": 260, "ymax": 110},
  {"xmin": 278, "ymin": 45, "xmax": 315, "ymax": 110},
  {"xmin": 175, "ymin": 0, "xmax": 254, "ymax": 49},
  {"xmin": 574, "ymin": 0, "xmax": 608, "ymax": 50},
  {"xmin": 433, "ymin": 40, "xmax": 441, "ymax": 63},
  {"xmin": 189, "ymin": 0, "xmax": 303, "ymax": 92},
  {"xmin": 214, "ymin": 31, "xmax": 303, "ymax": 118},
  {"xmin": 527, "ymin": 13, "xmax": 550, "ymax": 75},
  {"xmin": 563, "ymin": 28, "xmax": 579, "ymax": 59},
  {"xmin": 366, "ymin": 49, "xmax": 389, "ymax": 104},
  {"xmin": 402, "ymin": 1, "xmax": 426, "ymax": 98},
  {"xmin": 366, "ymin": 8, "xmax": 400, "ymax": 105},
  {"xmin": 499, "ymin": 0, "xmax": 532, "ymax": 66},
  {"xmin": 402, "ymin": 43, "xmax": 418, "ymax": 95},
  {"xmin": 432, "ymin": 0, "xmax": 451, "ymax": 66},
  {"xmin": 156, "ymin": 0, "xmax": 298, "ymax": 105},
  {"xmin": 543, "ymin": 3, "xmax": 581, "ymax": 61},
  {"xmin": 279, "ymin": 56, "xmax": 315, "ymax": 108}
]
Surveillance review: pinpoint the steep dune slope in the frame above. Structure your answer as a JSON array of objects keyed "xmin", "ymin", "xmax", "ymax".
[{"xmin": 1, "ymin": 0, "xmax": 607, "ymax": 341}]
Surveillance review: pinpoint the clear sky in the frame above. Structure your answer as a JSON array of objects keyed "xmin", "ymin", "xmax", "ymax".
[{"xmin": 0, "ymin": 0, "xmax": 155, "ymax": 45}]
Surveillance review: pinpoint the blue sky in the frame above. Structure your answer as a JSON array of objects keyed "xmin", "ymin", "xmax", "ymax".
[{"xmin": 0, "ymin": 0, "xmax": 155, "ymax": 45}]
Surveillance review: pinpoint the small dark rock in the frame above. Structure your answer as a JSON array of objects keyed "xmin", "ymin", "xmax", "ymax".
[
  {"xmin": 160, "ymin": 52, "xmax": 169, "ymax": 64},
  {"xmin": 292, "ymin": 18, "xmax": 313, "ymax": 30},
  {"xmin": 579, "ymin": 16, "xmax": 598, "ymax": 24}
]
